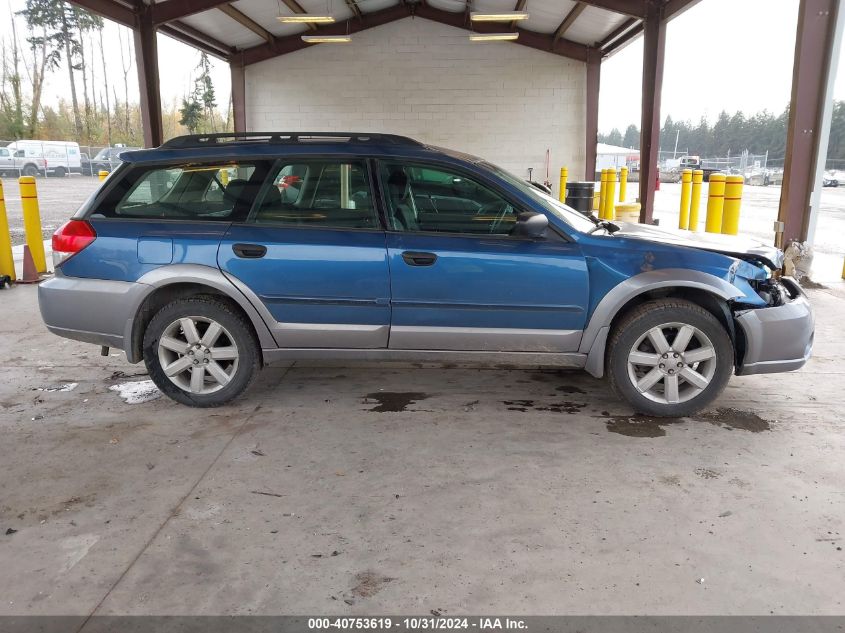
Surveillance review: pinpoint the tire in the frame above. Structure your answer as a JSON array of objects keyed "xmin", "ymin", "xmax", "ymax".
[
  {"xmin": 22, "ymin": 164, "xmax": 39, "ymax": 177},
  {"xmin": 52, "ymin": 167, "xmax": 66, "ymax": 178},
  {"xmin": 143, "ymin": 296, "xmax": 260, "ymax": 407},
  {"xmin": 606, "ymin": 298, "xmax": 733, "ymax": 417}
]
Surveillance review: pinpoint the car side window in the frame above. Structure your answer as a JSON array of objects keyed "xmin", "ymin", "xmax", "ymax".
[
  {"xmin": 380, "ymin": 162, "xmax": 517, "ymax": 235},
  {"xmin": 251, "ymin": 160, "xmax": 378, "ymax": 229},
  {"xmin": 0, "ymin": 149, "xmax": 8, "ymax": 157},
  {"xmin": 94, "ymin": 161, "xmax": 270, "ymax": 222}
]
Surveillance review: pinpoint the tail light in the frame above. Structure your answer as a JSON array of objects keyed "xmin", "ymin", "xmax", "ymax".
[{"xmin": 52, "ymin": 220, "xmax": 96, "ymax": 267}]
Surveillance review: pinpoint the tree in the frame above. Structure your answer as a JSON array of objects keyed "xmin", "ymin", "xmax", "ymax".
[
  {"xmin": 606, "ymin": 127, "xmax": 623, "ymax": 146},
  {"xmin": 622, "ymin": 124, "xmax": 639, "ymax": 149},
  {"xmin": 195, "ymin": 52, "xmax": 217, "ymax": 132},
  {"xmin": 179, "ymin": 96, "xmax": 203, "ymax": 133}
]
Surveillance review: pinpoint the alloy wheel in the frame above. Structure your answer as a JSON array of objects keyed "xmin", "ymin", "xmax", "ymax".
[
  {"xmin": 626, "ymin": 321, "xmax": 717, "ymax": 405},
  {"xmin": 157, "ymin": 316, "xmax": 239, "ymax": 394}
]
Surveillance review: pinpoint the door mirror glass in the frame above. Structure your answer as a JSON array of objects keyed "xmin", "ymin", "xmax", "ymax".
[{"xmin": 511, "ymin": 212, "xmax": 548, "ymax": 239}]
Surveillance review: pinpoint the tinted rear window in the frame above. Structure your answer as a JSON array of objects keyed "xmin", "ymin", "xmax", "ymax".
[{"xmin": 92, "ymin": 161, "xmax": 271, "ymax": 222}]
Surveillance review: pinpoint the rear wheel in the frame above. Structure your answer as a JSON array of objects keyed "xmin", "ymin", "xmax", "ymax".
[
  {"xmin": 143, "ymin": 296, "xmax": 260, "ymax": 407},
  {"xmin": 52, "ymin": 167, "xmax": 66, "ymax": 178},
  {"xmin": 607, "ymin": 299, "xmax": 733, "ymax": 417},
  {"xmin": 22, "ymin": 164, "xmax": 39, "ymax": 177}
]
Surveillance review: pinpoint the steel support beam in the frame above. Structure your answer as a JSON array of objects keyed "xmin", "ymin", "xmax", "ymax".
[
  {"xmin": 280, "ymin": 0, "xmax": 317, "ymax": 30},
  {"xmin": 638, "ymin": 4, "xmax": 666, "ymax": 223},
  {"xmin": 134, "ymin": 7, "xmax": 164, "ymax": 147},
  {"xmin": 218, "ymin": 4, "xmax": 274, "ymax": 43},
  {"xmin": 580, "ymin": 0, "xmax": 646, "ymax": 19},
  {"xmin": 67, "ymin": 0, "xmax": 134, "ymax": 27},
  {"xmin": 778, "ymin": 0, "xmax": 842, "ymax": 246},
  {"xmin": 585, "ymin": 48, "xmax": 601, "ymax": 181},
  {"xmin": 152, "ymin": 0, "xmax": 231, "ymax": 25},
  {"xmin": 159, "ymin": 21, "xmax": 235, "ymax": 59},
  {"xmin": 231, "ymin": 57, "xmax": 247, "ymax": 133},
  {"xmin": 555, "ymin": 3, "xmax": 586, "ymax": 43}
]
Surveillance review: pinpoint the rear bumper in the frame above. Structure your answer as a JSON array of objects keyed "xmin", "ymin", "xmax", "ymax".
[
  {"xmin": 38, "ymin": 272, "xmax": 149, "ymax": 355},
  {"xmin": 735, "ymin": 277, "xmax": 814, "ymax": 375}
]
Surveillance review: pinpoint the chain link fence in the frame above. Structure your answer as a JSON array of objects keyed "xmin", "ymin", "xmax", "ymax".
[{"xmin": 0, "ymin": 139, "xmax": 140, "ymax": 178}]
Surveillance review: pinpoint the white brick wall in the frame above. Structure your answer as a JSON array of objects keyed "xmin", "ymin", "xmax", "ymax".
[{"xmin": 245, "ymin": 17, "xmax": 586, "ymax": 197}]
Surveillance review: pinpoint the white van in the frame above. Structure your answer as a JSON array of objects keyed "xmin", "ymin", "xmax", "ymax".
[{"xmin": 5, "ymin": 140, "xmax": 82, "ymax": 177}]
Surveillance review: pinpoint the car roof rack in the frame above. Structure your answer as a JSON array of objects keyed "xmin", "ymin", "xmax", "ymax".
[{"xmin": 160, "ymin": 132, "xmax": 424, "ymax": 149}]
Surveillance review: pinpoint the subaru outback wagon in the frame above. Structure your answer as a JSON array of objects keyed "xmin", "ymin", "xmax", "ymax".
[{"xmin": 39, "ymin": 133, "xmax": 814, "ymax": 417}]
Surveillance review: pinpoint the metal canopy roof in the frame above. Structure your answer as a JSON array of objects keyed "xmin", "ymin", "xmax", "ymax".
[{"xmin": 70, "ymin": 0, "xmax": 698, "ymax": 65}]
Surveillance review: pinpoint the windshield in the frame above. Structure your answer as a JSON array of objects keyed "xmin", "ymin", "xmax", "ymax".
[{"xmin": 483, "ymin": 162, "xmax": 598, "ymax": 234}]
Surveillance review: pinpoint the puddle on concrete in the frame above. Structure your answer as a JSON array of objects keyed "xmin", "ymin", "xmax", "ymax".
[
  {"xmin": 364, "ymin": 392, "xmax": 428, "ymax": 412},
  {"xmin": 604, "ymin": 406, "xmax": 772, "ymax": 438},
  {"xmin": 605, "ymin": 415, "xmax": 683, "ymax": 438},
  {"xmin": 502, "ymin": 399, "xmax": 587, "ymax": 414},
  {"xmin": 695, "ymin": 407, "xmax": 772, "ymax": 432},
  {"xmin": 556, "ymin": 385, "xmax": 586, "ymax": 394}
]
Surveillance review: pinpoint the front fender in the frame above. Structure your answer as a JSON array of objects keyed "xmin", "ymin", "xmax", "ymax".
[{"xmin": 579, "ymin": 268, "xmax": 745, "ymax": 378}]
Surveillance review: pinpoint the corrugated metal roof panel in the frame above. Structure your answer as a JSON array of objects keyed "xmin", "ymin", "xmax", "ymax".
[
  {"xmin": 564, "ymin": 5, "xmax": 630, "ymax": 45},
  {"xmin": 180, "ymin": 10, "xmax": 267, "ymax": 48}
]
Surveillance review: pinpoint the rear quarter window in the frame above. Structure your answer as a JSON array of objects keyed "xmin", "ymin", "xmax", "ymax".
[{"xmin": 92, "ymin": 161, "xmax": 271, "ymax": 222}]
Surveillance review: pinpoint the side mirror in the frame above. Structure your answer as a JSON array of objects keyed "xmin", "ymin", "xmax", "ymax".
[{"xmin": 511, "ymin": 211, "xmax": 548, "ymax": 238}]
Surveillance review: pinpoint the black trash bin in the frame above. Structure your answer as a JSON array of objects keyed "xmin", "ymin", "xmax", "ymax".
[{"xmin": 565, "ymin": 181, "xmax": 595, "ymax": 215}]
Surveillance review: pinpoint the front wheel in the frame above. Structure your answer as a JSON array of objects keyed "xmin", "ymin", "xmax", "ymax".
[
  {"xmin": 143, "ymin": 296, "xmax": 260, "ymax": 407},
  {"xmin": 607, "ymin": 299, "xmax": 734, "ymax": 417}
]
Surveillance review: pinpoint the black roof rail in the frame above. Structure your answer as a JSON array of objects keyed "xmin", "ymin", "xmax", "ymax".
[{"xmin": 160, "ymin": 132, "xmax": 424, "ymax": 149}]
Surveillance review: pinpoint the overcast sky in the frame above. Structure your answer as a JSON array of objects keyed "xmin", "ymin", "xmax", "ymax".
[{"xmin": 1, "ymin": 0, "xmax": 843, "ymax": 133}]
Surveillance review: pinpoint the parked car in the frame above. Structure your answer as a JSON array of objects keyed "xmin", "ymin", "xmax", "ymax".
[
  {"xmin": 90, "ymin": 146, "xmax": 141, "ymax": 174},
  {"xmin": 822, "ymin": 172, "xmax": 839, "ymax": 187},
  {"xmin": 39, "ymin": 133, "xmax": 814, "ymax": 416},
  {"xmin": 0, "ymin": 145, "xmax": 47, "ymax": 177},
  {"xmin": 5, "ymin": 140, "xmax": 82, "ymax": 177}
]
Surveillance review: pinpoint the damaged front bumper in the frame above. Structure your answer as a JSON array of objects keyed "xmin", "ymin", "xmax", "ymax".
[{"xmin": 734, "ymin": 276, "xmax": 814, "ymax": 375}]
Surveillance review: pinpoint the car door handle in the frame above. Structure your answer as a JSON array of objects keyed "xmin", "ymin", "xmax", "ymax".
[
  {"xmin": 401, "ymin": 251, "xmax": 438, "ymax": 267},
  {"xmin": 232, "ymin": 243, "xmax": 267, "ymax": 259}
]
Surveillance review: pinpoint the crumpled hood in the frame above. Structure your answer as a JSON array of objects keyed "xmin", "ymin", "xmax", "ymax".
[{"xmin": 612, "ymin": 221, "xmax": 783, "ymax": 270}]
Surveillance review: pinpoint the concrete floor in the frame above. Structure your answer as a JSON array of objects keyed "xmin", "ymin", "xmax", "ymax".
[{"xmin": 0, "ymin": 283, "xmax": 843, "ymax": 616}]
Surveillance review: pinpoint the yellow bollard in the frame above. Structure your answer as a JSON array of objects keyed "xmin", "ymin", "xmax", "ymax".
[
  {"xmin": 98, "ymin": 170, "xmax": 109, "ymax": 181},
  {"xmin": 598, "ymin": 170, "xmax": 605, "ymax": 218},
  {"xmin": 678, "ymin": 169, "xmax": 692, "ymax": 230},
  {"xmin": 704, "ymin": 173, "xmax": 726, "ymax": 234},
  {"xmin": 605, "ymin": 169, "xmax": 617, "ymax": 220},
  {"xmin": 619, "ymin": 166, "xmax": 628, "ymax": 202},
  {"xmin": 593, "ymin": 190, "xmax": 600, "ymax": 211},
  {"xmin": 688, "ymin": 169, "xmax": 704, "ymax": 231},
  {"xmin": 220, "ymin": 168, "xmax": 229, "ymax": 186},
  {"xmin": 721, "ymin": 175, "xmax": 744, "ymax": 235},
  {"xmin": 19, "ymin": 176, "xmax": 47, "ymax": 273},
  {"xmin": 558, "ymin": 167, "xmax": 568, "ymax": 203},
  {"xmin": 0, "ymin": 180, "xmax": 15, "ymax": 281}
]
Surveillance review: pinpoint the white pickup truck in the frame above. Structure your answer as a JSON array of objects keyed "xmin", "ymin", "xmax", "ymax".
[{"xmin": 0, "ymin": 146, "xmax": 47, "ymax": 177}]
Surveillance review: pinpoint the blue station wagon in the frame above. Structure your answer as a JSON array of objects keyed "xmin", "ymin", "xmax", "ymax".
[{"xmin": 38, "ymin": 133, "xmax": 814, "ymax": 416}]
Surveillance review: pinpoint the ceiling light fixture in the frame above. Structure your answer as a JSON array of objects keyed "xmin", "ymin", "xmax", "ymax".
[
  {"xmin": 279, "ymin": 15, "xmax": 336, "ymax": 23},
  {"xmin": 301, "ymin": 34, "xmax": 352, "ymax": 43},
  {"xmin": 468, "ymin": 32, "xmax": 519, "ymax": 41},
  {"xmin": 470, "ymin": 11, "xmax": 529, "ymax": 22}
]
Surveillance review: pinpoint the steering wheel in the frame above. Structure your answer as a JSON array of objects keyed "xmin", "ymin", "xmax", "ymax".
[{"xmin": 481, "ymin": 201, "xmax": 513, "ymax": 234}]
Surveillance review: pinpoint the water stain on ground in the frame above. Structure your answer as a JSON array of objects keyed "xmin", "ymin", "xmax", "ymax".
[
  {"xmin": 695, "ymin": 407, "xmax": 772, "ymax": 432},
  {"xmin": 503, "ymin": 399, "xmax": 587, "ymax": 414},
  {"xmin": 695, "ymin": 467, "xmax": 721, "ymax": 480},
  {"xmin": 364, "ymin": 392, "xmax": 428, "ymax": 412},
  {"xmin": 605, "ymin": 415, "xmax": 683, "ymax": 438},
  {"xmin": 604, "ymin": 407, "xmax": 772, "ymax": 438},
  {"xmin": 350, "ymin": 571, "xmax": 395, "ymax": 598},
  {"xmin": 556, "ymin": 385, "xmax": 586, "ymax": 394}
]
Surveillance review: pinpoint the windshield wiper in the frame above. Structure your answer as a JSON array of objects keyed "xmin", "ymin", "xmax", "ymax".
[{"xmin": 588, "ymin": 220, "xmax": 621, "ymax": 235}]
